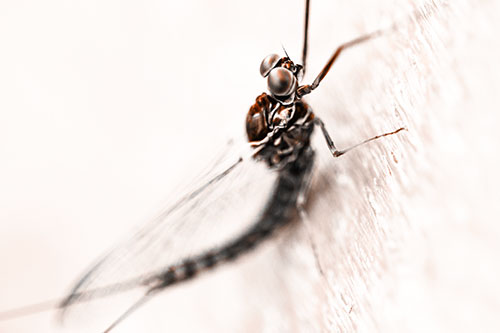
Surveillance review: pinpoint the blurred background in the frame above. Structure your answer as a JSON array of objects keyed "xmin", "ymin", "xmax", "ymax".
[{"xmin": 0, "ymin": 0, "xmax": 499, "ymax": 332}]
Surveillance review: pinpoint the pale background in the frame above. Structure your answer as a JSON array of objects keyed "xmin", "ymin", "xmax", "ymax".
[{"xmin": 1, "ymin": 0, "xmax": 499, "ymax": 332}]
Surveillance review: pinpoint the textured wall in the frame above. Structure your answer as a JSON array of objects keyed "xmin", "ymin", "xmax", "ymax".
[
  {"xmin": 0, "ymin": 0, "xmax": 499, "ymax": 332},
  {"xmin": 303, "ymin": 0, "xmax": 500, "ymax": 332}
]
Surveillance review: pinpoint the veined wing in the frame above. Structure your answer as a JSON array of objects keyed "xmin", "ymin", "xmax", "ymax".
[{"xmin": 59, "ymin": 139, "xmax": 278, "ymax": 330}]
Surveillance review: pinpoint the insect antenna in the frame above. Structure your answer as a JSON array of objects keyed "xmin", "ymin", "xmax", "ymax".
[{"xmin": 281, "ymin": 44, "xmax": 291, "ymax": 60}]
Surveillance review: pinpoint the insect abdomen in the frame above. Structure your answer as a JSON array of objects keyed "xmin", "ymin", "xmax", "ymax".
[{"xmin": 154, "ymin": 147, "xmax": 315, "ymax": 290}]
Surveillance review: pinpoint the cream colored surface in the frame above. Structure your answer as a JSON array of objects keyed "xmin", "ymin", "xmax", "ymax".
[{"xmin": 0, "ymin": 0, "xmax": 499, "ymax": 332}]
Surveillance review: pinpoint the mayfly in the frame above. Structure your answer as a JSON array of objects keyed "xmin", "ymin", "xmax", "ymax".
[{"xmin": 1, "ymin": 0, "xmax": 405, "ymax": 331}]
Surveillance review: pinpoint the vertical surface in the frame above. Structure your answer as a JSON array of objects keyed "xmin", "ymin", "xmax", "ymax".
[{"xmin": 304, "ymin": 0, "xmax": 500, "ymax": 332}]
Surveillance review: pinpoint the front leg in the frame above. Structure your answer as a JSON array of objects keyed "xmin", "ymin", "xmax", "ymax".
[{"xmin": 314, "ymin": 118, "xmax": 406, "ymax": 158}]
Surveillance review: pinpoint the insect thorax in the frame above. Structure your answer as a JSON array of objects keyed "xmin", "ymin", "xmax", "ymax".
[{"xmin": 246, "ymin": 93, "xmax": 315, "ymax": 167}]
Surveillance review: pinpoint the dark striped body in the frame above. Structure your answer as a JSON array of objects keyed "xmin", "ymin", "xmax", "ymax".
[
  {"xmin": 152, "ymin": 135, "xmax": 315, "ymax": 291},
  {"xmin": 60, "ymin": 146, "xmax": 315, "ymax": 305}
]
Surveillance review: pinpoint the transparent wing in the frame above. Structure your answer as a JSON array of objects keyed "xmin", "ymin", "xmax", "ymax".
[{"xmin": 58, "ymin": 138, "xmax": 278, "ymax": 330}]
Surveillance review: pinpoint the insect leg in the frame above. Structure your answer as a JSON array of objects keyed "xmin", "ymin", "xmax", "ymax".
[
  {"xmin": 301, "ymin": 0, "xmax": 311, "ymax": 75},
  {"xmin": 314, "ymin": 118, "xmax": 406, "ymax": 158},
  {"xmin": 297, "ymin": 29, "xmax": 386, "ymax": 98},
  {"xmin": 102, "ymin": 291, "xmax": 157, "ymax": 333},
  {"xmin": 296, "ymin": 166, "xmax": 326, "ymax": 277}
]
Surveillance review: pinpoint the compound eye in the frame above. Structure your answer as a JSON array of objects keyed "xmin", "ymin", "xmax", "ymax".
[
  {"xmin": 260, "ymin": 54, "xmax": 281, "ymax": 77},
  {"xmin": 267, "ymin": 67, "xmax": 296, "ymax": 96}
]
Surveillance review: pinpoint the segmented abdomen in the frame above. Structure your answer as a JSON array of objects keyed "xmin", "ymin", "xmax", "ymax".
[{"xmin": 152, "ymin": 146, "xmax": 315, "ymax": 291}]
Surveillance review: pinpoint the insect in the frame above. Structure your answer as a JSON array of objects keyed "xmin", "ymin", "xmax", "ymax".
[{"xmin": 0, "ymin": 0, "xmax": 406, "ymax": 331}]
